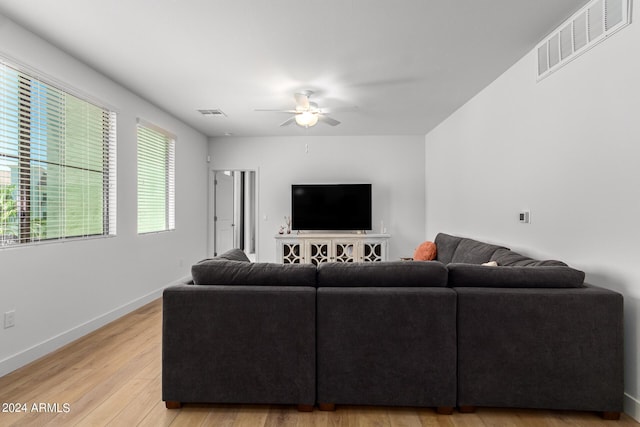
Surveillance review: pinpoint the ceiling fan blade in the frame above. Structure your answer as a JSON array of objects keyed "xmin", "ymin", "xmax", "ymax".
[
  {"xmin": 317, "ymin": 105, "xmax": 358, "ymax": 114},
  {"xmin": 279, "ymin": 116, "xmax": 297, "ymax": 127},
  {"xmin": 254, "ymin": 108, "xmax": 298, "ymax": 113},
  {"xmin": 294, "ymin": 92, "xmax": 310, "ymax": 110},
  {"xmin": 348, "ymin": 76, "xmax": 422, "ymax": 89},
  {"xmin": 318, "ymin": 115, "xmax": 340, "ymax": 126}
]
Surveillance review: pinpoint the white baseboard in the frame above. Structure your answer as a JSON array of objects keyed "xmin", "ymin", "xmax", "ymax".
[
  {"xmin": 0, "ymin": 276, "xmax": 189, "ymax": 378},
  {"xmin": 625, "ymin": 392, "xmax": 640, "ymax": 422}
]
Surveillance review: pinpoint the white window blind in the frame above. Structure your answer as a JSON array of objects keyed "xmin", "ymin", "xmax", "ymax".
[
  {"xmin": 0, "ymin": 60, "xmax": 117, "ymax": 247},
  {"xmin": 137, "ymin": 121, "xmax": 175, "ymax": 234}
]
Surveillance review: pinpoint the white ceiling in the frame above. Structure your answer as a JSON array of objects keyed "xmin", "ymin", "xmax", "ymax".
[{"xmin": 0, "ymin": 0, "xmax": 589, "ymax": 137}]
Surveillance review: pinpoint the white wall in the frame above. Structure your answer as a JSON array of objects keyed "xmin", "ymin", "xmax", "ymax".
[
  {"xmin": 0, "ymin": 15, "xmax": 209, "ymax": 375},
  {"xmin": 209, "ymin": 135, "xmax": 425, "ymax": 262},
  {"xmin": 425, "ymin": 10, "xmax": 640, "ymax": 419}
]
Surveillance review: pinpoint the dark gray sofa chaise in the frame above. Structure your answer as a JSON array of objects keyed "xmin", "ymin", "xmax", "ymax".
[{"xmin": 435, "ymin": 232, "xmax": 624, "ymax": 419}]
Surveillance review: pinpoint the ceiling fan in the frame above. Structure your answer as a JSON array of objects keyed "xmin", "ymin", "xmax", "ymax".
[{"xmin": 255, "ymin": 90, "xmax": 342, "ymax": 128}]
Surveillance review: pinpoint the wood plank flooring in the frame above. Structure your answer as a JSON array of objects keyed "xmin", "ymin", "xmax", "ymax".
[{"xmin": 0, "ymin": 298, "xmax": 637, "ymax": 426}]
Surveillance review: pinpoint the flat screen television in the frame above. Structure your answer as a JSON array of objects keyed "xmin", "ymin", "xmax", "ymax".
[{"xmin": 291, "ymin": 184, "xmax": 372, "ymax": 231}]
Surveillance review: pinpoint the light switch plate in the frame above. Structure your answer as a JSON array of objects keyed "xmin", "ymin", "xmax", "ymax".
[{"xmin": 4, "ymin": 310, "xmax": 15, "ymax": 329}]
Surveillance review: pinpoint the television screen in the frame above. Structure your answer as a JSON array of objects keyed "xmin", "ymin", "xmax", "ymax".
[{"xmin": 291, "ymin": 184, "xmax": 372, "ymax": 231}]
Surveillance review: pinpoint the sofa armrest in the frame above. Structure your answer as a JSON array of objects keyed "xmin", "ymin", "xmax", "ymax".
[{"xmin": 162, "ymin": 284, "xmax": 316, "ymax": 406}]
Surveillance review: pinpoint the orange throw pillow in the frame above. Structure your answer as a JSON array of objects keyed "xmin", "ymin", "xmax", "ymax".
[{"xmin": 413, "ymin": 241, "xmax": 437, "ymax": 261}]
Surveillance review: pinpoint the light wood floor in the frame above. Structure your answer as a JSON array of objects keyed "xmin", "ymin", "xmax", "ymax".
[{"xmin": 0, "ymin": 299, "xmax": 637, "ymax": 427}]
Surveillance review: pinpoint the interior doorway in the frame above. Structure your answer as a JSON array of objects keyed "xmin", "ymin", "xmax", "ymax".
[{"xmin": 209, "ymin": 170, "xmax": 257, "ymax": 260}]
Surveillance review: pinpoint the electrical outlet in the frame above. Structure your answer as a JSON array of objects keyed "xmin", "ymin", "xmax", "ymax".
[{"xmin": 4, "ymin": 310, "xmax": 15, "ymax": 329}]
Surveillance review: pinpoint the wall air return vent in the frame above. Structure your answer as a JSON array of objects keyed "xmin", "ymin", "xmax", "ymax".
[{"xmin": 537, "ymin": 0, "xmax": 631, "ymax": 80}]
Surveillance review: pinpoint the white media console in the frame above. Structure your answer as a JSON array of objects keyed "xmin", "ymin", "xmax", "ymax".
[{"xmin": 275, "ymin": 233, "xmax": 390, "ymax": 265}]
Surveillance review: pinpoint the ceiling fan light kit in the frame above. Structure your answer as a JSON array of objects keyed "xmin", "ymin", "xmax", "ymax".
[
  {"xmin": 295, "ymin": 111, "xmax": 319, "ymax": 127},
  {"xmin": 256, "ymin": 90, "xmax": 342, "ymax": 128}
]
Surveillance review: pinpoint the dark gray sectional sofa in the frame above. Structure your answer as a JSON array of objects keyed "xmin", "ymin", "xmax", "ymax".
[{"xmin": 162, "ymin": 233, "xmax": 624, "ymax": 419}]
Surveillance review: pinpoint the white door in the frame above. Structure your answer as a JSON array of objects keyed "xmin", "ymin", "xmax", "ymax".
[{"xmin": 214, "ymin": 171, "xmax": 235, "ymax": 256}]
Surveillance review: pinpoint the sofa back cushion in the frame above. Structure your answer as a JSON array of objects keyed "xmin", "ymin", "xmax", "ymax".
[
  {"xmin": 317, "ymin": 261, "xmax": 448, "ymax": 287},
  {"xmin": 491, "ymin": 247, "xmax": 567, "ymax": 267},
  {"xmin": 192, "ymin": 260, "xmax": 317, "ymax": 286},
  {"xmin": 215, "ymin": 248, "xmax": 252, "ymax": 262},
  {"xmin": 447, "ymin": 263, "xmax": 585, "ymax": 288},
  {"xmin": 433, "ymin": 233, "xmax": 462, "ymax": 265},
  {"xmin": 194, "ymin": 248, "xmax": 251, "ymax": 264},
  {"xmin": 435, "ymin": 233, "xmax": 507, "ymax": 265},
  {"xmin": 198, "ymin": 249, "xmax": 251, "ymax": 264}
]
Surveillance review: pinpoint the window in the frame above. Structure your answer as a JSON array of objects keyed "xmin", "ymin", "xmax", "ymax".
[
  {"xmin": 0, "ymin": 60, "xmax": 116, "ymax": 247},
  {"xmin": 137, "ymin": 121, "xmax": 175, "ymax": 234}
]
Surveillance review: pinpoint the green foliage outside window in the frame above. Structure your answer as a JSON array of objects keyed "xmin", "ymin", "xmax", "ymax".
[{"xmin": 0, "ymin": 185, "xmax": 18, "ymax": 243}]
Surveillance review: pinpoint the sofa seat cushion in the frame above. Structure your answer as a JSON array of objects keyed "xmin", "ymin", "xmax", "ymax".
[
  {"xmin": 317, "ymin": 261, "xmax": 448, "ymax": 287},
  {"xmin": 435, "ymin": 233, "xmax": 507, "ymax": 265},
  {"xmin": 192, "ymin": 260, "xmax": 316, "ymax": 286},
  {"xmin": 448, "ymin": 263, "xmax": 585, "ymax": 288}
]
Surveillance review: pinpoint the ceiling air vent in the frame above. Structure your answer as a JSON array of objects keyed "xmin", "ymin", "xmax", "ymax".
[
  {"xmin": 198, "ymin": 109, "xmax": 227, "ymax": 117},
  {"xmin": 536, "ymin": 0, "xmax": 631, "ymax": 80}
]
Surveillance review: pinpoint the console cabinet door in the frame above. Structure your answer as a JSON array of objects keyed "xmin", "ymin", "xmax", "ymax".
[
  {"xmin": 332, "ymin": 240, "xmax": 360, "ymax": 263},
  {"xmin": 306, "ymin": 239, "xmax": 360, "ymax": 264},
  {"xmin": 280, "ymin": 240, "xmax": 304, "ymax": 264},
  {"xmin": 362, "ymin": 239, "xmax": 387, "ymax": 262},
  {"xmin": 305, "ymin": 239, "xmax": 331, "ymax": 265}
]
